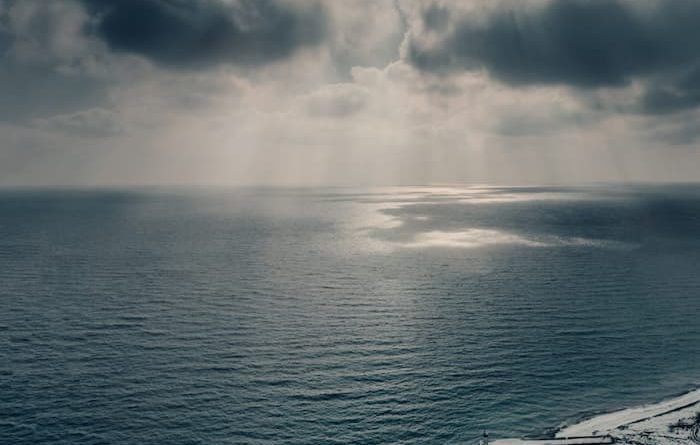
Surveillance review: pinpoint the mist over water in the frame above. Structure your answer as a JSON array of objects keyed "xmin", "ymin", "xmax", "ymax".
[{"xmin": 2, "ymin": 185, "xmax": 700, "ymax": 444}]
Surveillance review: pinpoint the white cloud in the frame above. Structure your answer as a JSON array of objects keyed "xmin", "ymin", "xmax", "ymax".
[{"xmin": 305, "ymin": 83, "xmax": 369, "ymax": 117}]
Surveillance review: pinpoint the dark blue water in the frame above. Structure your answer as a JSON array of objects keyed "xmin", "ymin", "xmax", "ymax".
[{"xmin": 1, "ymin": 185, "xmax": 699, "ymax": 444}]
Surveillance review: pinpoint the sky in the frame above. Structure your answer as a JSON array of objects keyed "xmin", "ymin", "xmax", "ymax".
[{"xmin": 1, "ymin": 0, "xmax": 700, "ymax": 186}]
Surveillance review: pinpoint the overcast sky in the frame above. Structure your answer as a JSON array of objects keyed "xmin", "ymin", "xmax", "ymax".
[{"xmin": 1, "ymin": 0, "xmax": 700, "ymax": 186}]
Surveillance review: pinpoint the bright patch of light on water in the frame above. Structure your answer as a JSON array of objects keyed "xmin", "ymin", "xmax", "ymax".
[
  {"xmin": 399, "ymin": 229, "xmax": 546, "ymax": 249},
  {"xmin": 2, "ymin": 185, "xmax": 700, "ymax": 445}
]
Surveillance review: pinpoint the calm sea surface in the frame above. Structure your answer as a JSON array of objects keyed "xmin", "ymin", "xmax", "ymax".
[{"xmin": 1, "ymin": 185, "xmax": 700, "ymax": 444}]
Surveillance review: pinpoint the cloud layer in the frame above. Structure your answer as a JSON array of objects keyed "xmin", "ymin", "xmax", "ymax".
[
  {"xmin": 407, "ymin": 0, "xmax": 700, "ymax": 114},
  {"xmin": 0, "ymin": 0, "xmax": 699, "ymax": 186},
  {"xmin": 81, "ymin": 0, "xmax": 326, "ymax": 68}
]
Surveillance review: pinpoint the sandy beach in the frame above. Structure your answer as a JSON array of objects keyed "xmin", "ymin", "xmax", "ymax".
[{"xmin": 493, "ymin": 389, "xmax": 700, "ymax": 445}]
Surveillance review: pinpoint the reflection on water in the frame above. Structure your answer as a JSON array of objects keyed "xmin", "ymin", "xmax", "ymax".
[
  {"xmin": 358, "ymin": 185, "xmax": 643, "ymax": 251},
  {"xmin": 399, "ymin": 229, "xmax": 546, "ymax": 249},
  {"xmin": 1, "ymin": 185, "xmax": 700, "ymax": 445}
]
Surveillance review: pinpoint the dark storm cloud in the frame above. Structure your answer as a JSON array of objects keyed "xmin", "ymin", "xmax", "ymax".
[
  {"xmin": 0, "ymin": 28, "xmax": 11, "ymax": 54},
  {"xmin": 408, "ymin": 0, "xmax": 699, "ymax": 85},
  {"xmin": 0, "ymin": 4, "xmax": 14, "ymax": 53},
  {"xmin": 35, "ymin": 108, "xmax": 124, "ymax": 138},
  {"xmin": 640, "ymin": 65, "xmax": 700, "ymax": 115},
  {"xmin": 0, "ymin": 67, "xmax": 108, "ymax": 122},
  {"xmin": 81, "ymin": 0, "xmax": 327, "ymax": 68},
  {"xmin": 408, "ymin": 0, "xmax": 700, "ymax": 114},
  {"xmin": 0, "ymin": 0, "xmax": 328, "ymax": 125},
  {"xmin": 0, "ymin": 0, "xmax": 109, "ymax": 122},
  {"xmin": 422, "ymin": 3, "xmax": 450, "ymax": 32}
]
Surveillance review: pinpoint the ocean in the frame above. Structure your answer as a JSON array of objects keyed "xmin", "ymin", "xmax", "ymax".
[{"xmin": 1, "ymin": 185, "xmax": 699, "ymax": 444}]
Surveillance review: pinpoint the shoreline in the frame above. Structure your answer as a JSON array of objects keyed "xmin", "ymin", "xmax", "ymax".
[{"xmin": 492, "ymin": 388, "xmax": 700, "ymax": 445}]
